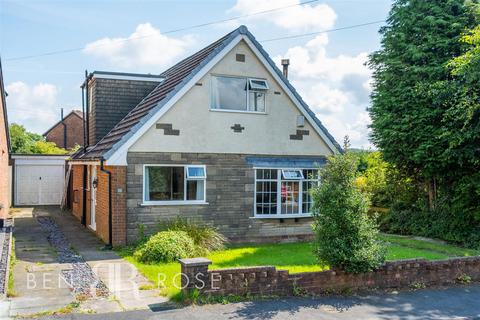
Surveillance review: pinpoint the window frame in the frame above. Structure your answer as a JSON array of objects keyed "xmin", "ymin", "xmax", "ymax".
[
  {"xmin": 253, "ymin": 167, "xmax": 320, "ymax": 218},
  {"xmin": 142, "ymin": 164, "xmax": 207, "ymax": 205},
  {"xmin": 210, "ymin": 74, "xmax": 268, "ymax": 114},
  {"xmin": 248, "ymin": 78, "xmax": 269, "ymax": 91}
]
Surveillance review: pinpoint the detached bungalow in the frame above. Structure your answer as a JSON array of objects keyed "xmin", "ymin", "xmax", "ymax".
[{"xmin": 69, "ymin": 26, "xmax": 341, "ymax": 247}]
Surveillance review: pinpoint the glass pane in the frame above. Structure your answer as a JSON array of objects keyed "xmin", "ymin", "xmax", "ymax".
[
  {"xmin": 187, "ymin": 166, "xmax": 205, "ymax": 178},
  {"xmin": 282, "ymin": 169, "xmax": 304, "ymax": 180},
  {"xmin": 303, "ymin": 169, "xmax": 319, "ymax": 180},
  {"xmin": 248, "ymin": 91, "xmax": 265, "ymax": 112},
  {"xmin": 147, "ymin": 167, "xmax": 184, "ymax": 201},
  {"xmin": 249, "ymin": 79, "xmax": 268, "ymax": 90},
  {"xmin": 212, "ymin": 76, "xmax": 247, "ymax": 111},
  {"xmin": 256, "ymin": 169, "xmax": 277, "ymax": 180},
  {"xmin": 302, "ymin": 181, "xmax": 313, "ymax": 213},
  {"xmin": 186, "ymin": 180, "xmax": 205, "ymax": 201},
  {"xmin": 255, "ymin": 180, "xmax": 278, "ymax": 215},
  {"xmin": 281, "ymin": 181, "xmax": 300, "ymax": 214}
]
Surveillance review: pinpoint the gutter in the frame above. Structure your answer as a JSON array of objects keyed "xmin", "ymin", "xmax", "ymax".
[{"xmin": 100, "ymin": 158, "xmax": 113, "ymax": 249}]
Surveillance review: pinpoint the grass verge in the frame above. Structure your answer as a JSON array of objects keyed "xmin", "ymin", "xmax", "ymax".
[{"xmin": 7, "ymin": 236, "xmax": 16, "ymax": 298}]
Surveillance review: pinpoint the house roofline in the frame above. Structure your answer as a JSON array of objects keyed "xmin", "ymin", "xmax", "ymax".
[
  {"xmin": 81, "ymin": 71, "xmax": 165, "ymax": 88},
  {"xmin": 102, "ymin": 26, "xmax": 341, "ymax": 165},
  {"xmin": 0, "ymin": 58, "xmax": 10, "ymax": 154},
  {"xmin": 42, "ymin": 110, "xmax": 83, "ymax": 136}
]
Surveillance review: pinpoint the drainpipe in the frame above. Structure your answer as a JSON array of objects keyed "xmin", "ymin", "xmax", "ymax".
[
  {"xmin": 60, "ymin": 108, "xmax": 67, "ymax": 149},
  {"xmin": 81, "ymin": 165, "xmax": 87, "ymax": 226},
  {"xmin": 81, "ymin": 85, "xmax": 87, "ymax": 148},
  {"xmin": 100, "ymin": 158, "xmax": 113, "ymax": 250},
  {"xmin": 84, "ymin": 70, "xmax": 90, "ymax": 147}
]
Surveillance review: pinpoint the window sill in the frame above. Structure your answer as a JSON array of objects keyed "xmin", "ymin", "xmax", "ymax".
[
  {"xmin": 250, "ymin": 214, "xmax": 313, "ymax": 219},
  {"xmin": 209, "ymin": 108, "xmax": 267, "ymax": 115},
  {"xmin": 141, "ymin": 201, "xmax": 209, "ymax": 206}
]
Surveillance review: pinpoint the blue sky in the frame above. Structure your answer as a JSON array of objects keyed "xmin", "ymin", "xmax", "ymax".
[{"xmin": 0, "ymin": 0, "xmax": 392, "ymax": 147}]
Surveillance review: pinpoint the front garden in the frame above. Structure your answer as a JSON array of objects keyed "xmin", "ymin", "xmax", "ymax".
[{"xmin": 116, "ymin": 234, "xmax": 480, "ymax": 300}]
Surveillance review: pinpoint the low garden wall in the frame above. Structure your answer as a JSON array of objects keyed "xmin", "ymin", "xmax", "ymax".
[{"xmin": 179, "ymin": 256, "xmax": 480, "ymax": 297}]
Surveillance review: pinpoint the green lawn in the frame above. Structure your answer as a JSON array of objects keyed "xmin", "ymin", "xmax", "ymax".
[{"xmin": 116, "ymin": 234, "xmax": 479, "ymax": 300}]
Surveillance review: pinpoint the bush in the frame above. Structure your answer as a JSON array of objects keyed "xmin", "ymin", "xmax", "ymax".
[
  {"xmin": 382, "ymin": 173, "xmax": 480, "ymax": 249},
  {"xmin": 158, "ymin": 218, "xmax": 226, "ymax": 255},
  {"xmin": 312, "ymin": 142, "xmax": 386, "ymax": 273},
  {"xmin": 133, "ymin": 231, "xmax": 196, "ymax": 263}
]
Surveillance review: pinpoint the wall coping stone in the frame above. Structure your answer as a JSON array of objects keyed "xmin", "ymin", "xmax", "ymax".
[{"xmin": 179, "ymin": 257, "xmax": 212, "ymax": 267}]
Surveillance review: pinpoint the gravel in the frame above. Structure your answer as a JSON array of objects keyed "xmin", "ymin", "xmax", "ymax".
[
  {"xmin": 0, "ymin": 220, "xmax": 12, "ymax": 295},
  {"xmin": 36, "ymin": 216, "xmax": 109, "ymax": 297}
]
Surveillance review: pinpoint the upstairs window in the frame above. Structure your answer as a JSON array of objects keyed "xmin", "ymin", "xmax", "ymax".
[{"xmin": 211, "ymin": 75, "xmax": 268, "ymax": 113}]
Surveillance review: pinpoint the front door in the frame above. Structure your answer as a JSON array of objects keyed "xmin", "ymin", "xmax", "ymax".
[{"xmin": 90, "ymin": 165, "xmax": 97, "ymax": 230}]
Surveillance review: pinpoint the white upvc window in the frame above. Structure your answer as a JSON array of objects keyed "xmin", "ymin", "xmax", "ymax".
[
  {"xmin": 143, "ymin": 165, "xmax": 207, "ymax": 205},
  {"xmin": 254, "ymin": 168, "xmax": 320, "ymax": 218},
  {"xmin": 211, "ymin": 75, "xmax": 268, "ymax": 113}
]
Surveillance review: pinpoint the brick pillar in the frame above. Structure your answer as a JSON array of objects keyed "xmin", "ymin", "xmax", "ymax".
[{"xmin": 179, "ymin": 258, "xmax": 212, "ymax": 295}]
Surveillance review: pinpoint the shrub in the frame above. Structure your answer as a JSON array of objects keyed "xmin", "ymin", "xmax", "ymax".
[
  {"xmin": 312, "ymin": 141, "xmax": 386, "ymax": 273},
  {"xmin": 133, "ymin": 231, "xmax": 196, "ymax": 263},
  {"xmin": 158, "ymin": 218, "xmax": 226, "ymax": 255}
]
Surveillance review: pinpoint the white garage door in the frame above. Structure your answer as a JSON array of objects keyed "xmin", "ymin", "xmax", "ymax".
[{"xmin": 13, "ymin": 155, "xmax": 67, "ymax": 206}]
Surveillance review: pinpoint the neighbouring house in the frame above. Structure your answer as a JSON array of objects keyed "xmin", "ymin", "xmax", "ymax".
[
  {"xmin": 68, "ymin": 26, "xmax": 341, "ymax": 247},
  {"xmin": 0, "ymin": 59, "xmax": 11, "ymax": 223},
  {"xmin": 43, "ymin": 110, "xmax": 84, "ymax": 149}
]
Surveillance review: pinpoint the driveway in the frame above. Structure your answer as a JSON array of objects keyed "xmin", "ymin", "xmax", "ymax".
[
  {"xmin": 1, "ymin": 207, "xmax": 166, "ymax": 318},
  {"xmin": 38, "ymin": 284, "xmax": 480, "ymax": 320}
]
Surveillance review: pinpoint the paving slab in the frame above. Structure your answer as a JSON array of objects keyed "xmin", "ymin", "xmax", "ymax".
[
  {"xmin": 10, "ymin": 207, "xmax": 76, "ymax": 317},
  {"xmin": 43, "ymin": 207, "xmax": 168, "ymax": 311}
]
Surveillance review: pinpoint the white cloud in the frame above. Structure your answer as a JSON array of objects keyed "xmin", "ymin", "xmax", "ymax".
[
  {"xmin": 6, "ymin": 81, "xmax": 61, "ymax": 134},
  {"xmin": 275, "ymin": 34, "xmax": 373, "ymax": 147},
  {"xmin": 229, "ymin": 0, "xmax": 336, "ymax": 32},
  {"xmin": 83, "ymin": 23, "xmax": 195, "ymax": 69}
]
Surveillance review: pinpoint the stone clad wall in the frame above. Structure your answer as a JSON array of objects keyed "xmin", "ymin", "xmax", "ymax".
[
  {"xmin": 126, "ymin": 152, "xmax": 316, "ymax": 244},
  {"xmin": 180, "ymin": 257, "xmax": 480, "ymax": 297}
]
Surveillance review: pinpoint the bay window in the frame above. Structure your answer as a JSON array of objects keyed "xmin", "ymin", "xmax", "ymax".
[
  {"xmin": 211, "ymin": 75, "xmax": 268, "ymax": 112},
  {"xmin": 144, "ymin": 165, "xmax": 206, "ymax": 204},
  {"xmin": 255, "ymin": 168, "xmax": 319, "ymax": 217}
]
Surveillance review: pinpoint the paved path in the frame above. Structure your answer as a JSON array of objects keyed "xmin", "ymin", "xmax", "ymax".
[
  {"xmin": 43, "ymin": 207, "xmax": 167, "ymax": 311},
  {"xmin": 3, "ymin": 208, "xmax": 75, "ymax": 317},
  {"xmin": 39, "ymin": 285, "xmax": 480, "ymax": 320},
  {"xmin": 1, "ymin": 207, "xmax": 167, "ymax": 319}
]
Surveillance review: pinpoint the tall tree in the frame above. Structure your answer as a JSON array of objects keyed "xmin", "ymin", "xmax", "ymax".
[{"xmin": 368, "ymin": 0, "xmax": 478, "ymax": 205}]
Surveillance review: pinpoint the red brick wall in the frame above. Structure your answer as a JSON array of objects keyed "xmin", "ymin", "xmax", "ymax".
[
  {"xmin": 0, "ymin": 86, "xmax": 9, "ymax": 219},
  {"xmin": 69, "ymin": 163, "xmax": 126, "ymax": 246},
  {"xmin": 181, "ymin": 257, "xmax": 480, "ymax": 297},
  {"xmin": 45, "ymin": 112, "xmax": 84, "ymax": 149}
]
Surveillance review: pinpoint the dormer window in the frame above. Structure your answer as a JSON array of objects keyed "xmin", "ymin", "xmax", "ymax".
[{"xmin": 211, "ymin": 75, "xmax": 268, "ymax": 113}]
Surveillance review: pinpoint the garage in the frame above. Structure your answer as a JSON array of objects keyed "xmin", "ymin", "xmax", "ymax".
[{"xmin": 12, "ymin": 155, "xmax": 68, "ymax": 206}]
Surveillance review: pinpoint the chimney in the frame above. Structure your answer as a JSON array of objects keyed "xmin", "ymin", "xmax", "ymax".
[
  {"xmin": 281, "ymin": 59, "xmax": 290, "ymax": 79},
  {"xmin": 84, "ymin": 71, "xmax": 164, "ymax": 145}
]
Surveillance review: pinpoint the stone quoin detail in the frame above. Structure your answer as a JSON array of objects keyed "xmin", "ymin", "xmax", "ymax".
[
  {"xmin": 230, "ymin": 124, "xmax": 245, "ymax": 133},
  {"xmin": 290, "ymin": 129, "xmax": 309, "ymax": 140},
  {"xmin": 156, "ymin": 123, "xmax": 180, "ymax": 136}
]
